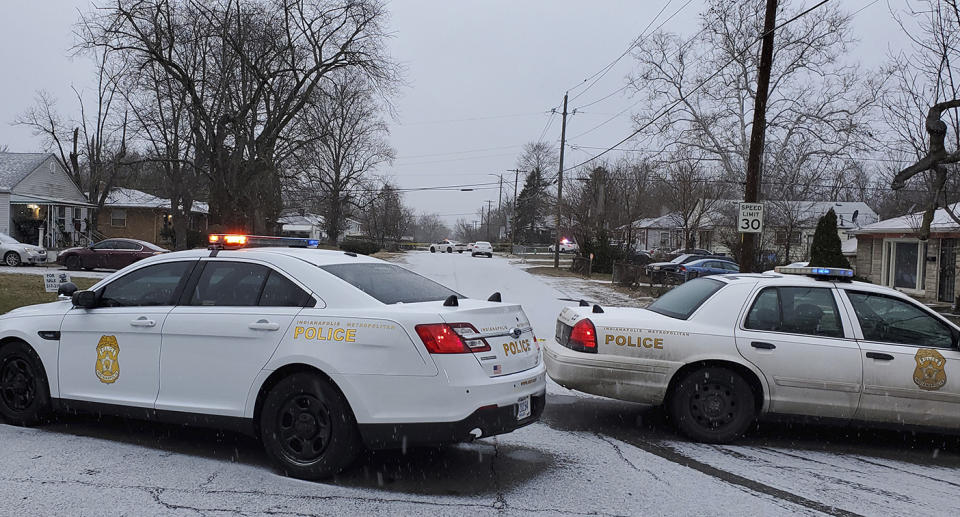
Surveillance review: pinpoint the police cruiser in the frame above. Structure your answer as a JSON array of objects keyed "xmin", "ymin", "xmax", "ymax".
[
  {"xmin": 546, "ymin": 266, "xmax": 960, "ymax": 443},
  {"xmin": 0, "ymin": 235, "xmax": 545, "ymax": 479}
]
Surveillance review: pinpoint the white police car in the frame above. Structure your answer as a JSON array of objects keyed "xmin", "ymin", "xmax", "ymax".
[
  {"xmin": 545, "ymin": 266, "xmax": 960, "ymax": 443},
  {"xmin": 0, "ymin": 235, "xmax": 545, "ymax": 479}
]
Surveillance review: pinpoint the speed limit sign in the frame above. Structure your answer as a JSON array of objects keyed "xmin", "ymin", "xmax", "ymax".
[{"xmin": 738, "ymin": 202, "xmax": 764, "ymax": 233}]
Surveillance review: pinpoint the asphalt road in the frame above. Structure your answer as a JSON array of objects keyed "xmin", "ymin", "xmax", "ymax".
[{"xmin": 2, "ymin": 251, "xmax": 960, "ymax": 516}]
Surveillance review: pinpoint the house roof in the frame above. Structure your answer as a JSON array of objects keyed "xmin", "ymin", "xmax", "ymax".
[
  {"xmin": 768, "ymin": 201, "xmax": 878, "ymax": 228},
  {"xmin": 624, "ymin": 213, "xmax": 682, "ymax": 230},
  {"xmin": 104, "ymin": 187, "xmax": 209, "ymax": 214},
  {"xmin": 278, "ymin": 212, "xmax": 324, "ymax": 226},
  {"xmin": 0, "ymin": 153, "xmax": 54, "ymax": 192},
  {"xmin": 855, "ymin": 203, "xmax": 960, "ymax": 234}
]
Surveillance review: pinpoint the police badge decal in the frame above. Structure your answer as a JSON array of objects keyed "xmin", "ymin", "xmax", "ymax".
[
  {"xmin": 913, "ymin": 348, "xmax": 946, "ymax": 391},
  {"xmin": 95, "ymin": 335, "xmax": 120, "ymax": 384}
]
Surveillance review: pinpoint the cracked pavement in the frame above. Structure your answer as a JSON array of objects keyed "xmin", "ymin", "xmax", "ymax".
[{"xmin": 3, "ymin": 252, "xmax": 960, "ymax": 516}]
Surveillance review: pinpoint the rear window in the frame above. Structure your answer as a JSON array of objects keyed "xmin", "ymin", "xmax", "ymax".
[
  {"xmin": 647, "ymin": 278, "xmax": 724, "ymax": 319},
  {"xmin": 320, "ymin": 263, "xmax": 462, "ymax": 304}
]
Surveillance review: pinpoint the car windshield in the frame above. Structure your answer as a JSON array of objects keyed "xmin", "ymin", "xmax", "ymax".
[
  {"xmin": 476, "ymin": 241, "xmax": 490, "ymax": 246},
  {"xmin": 0, "ymin": 233, "xmax": 19, "ymax": 244},
  {"xmin": 669, "ymin": 254, "xmax": 690, "ymax": 264},
  {"xmin": 320, "ymin": 263, "xmax": 463, "ymax": 304},
  {"xmin": 647, "ymin": 278, "xmax": 724, "ymax": 319}
]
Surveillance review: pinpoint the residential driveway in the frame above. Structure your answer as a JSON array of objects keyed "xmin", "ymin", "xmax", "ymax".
[{"xmin": 2, "ymin": 251, "xmax": 959, "ymax": 516}]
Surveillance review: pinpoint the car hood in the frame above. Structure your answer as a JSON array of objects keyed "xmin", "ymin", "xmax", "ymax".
[
  {"xmin": 3, "ymin": 243, "xmax": 45, "ymax": 253},
  {"xmin": 0, "ymin": 300, "xmax": 73, "ymax": 319}
]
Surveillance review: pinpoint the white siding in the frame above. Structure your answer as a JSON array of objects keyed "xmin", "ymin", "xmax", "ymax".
[
  {"xmin": 0, "ymin": 192, "xmax": 10, "ymax": 234},
  {"xmin": 12, "ymin": 156, "xmax": 88, "ymax": 204}
]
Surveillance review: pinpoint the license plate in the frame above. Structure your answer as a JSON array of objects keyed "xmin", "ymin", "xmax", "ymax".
[{"xmin": 516, "ymin": 396, "xmax": 531, "ymax": 420}]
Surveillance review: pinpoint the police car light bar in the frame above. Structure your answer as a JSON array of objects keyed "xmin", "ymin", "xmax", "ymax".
[
  {"xmin": 208, "ymin": 234, "xmax": 320, "ymax": 249},
  {"xmin": 774, "ymin": 266, "xmax": 854, "ymax": 278}
]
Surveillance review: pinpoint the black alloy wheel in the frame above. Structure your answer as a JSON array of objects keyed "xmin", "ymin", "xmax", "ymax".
[
  {"xmin": 669, "ymin": 366, "xmax": 755, "ymax": 444},
  {"xmin": 260, "ymin": 373, "xmax": 360, "ymax": 480},
  {"xmin": 4, "ymin": 251, "xmax": 21, "ymax": 267},
  {"xmin": 0, "ymin": 341, "xmax": 51, "ymax": 425}
]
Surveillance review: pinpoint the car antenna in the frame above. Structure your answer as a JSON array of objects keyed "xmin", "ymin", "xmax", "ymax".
[
  {"xmin": 443, "ymin": 295, "xmax": 459, "ymax": 307},
  {"xmin": 592, "ymin": 304, "xmax": 604, "ymax": 314},
  {"xmin": 488, "ymin": 292, "xmax": 502, "ymax": 302},
  {"xmin": 579, "ymin": 299, "xmax": 590, "ymax": 307}
]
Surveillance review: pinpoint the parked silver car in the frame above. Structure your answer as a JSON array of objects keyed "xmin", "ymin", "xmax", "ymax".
[{"xmin": 0, "ymin": 232, "xmax": 47, "ymax": 266}]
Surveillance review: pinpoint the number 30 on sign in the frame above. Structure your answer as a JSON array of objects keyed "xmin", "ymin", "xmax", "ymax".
[{"xmin": 738, "ymin": 202, "xmax": 764, "ymax": 233}]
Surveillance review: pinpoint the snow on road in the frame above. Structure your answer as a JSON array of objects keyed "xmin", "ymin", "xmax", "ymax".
[{"xmin": 2, "ymin": 250, "xmax": 959, "ymax": 516}]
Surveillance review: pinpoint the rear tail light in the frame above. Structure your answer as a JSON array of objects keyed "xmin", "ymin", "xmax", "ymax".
[
  {"xmin": 679, "ymin": 266, "xmax": 686, "ymax": 272},
  {"xmin": 415, "ymin": 323, "xmax": 491, "ymax": 354},
  {"xmin": 569, "ymin": 319, "xmax": 597, "ymax": 353}
]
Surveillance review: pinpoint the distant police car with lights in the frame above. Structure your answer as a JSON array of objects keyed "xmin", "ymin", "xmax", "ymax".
[
  {"xmin": 545, "ymin": 266, "xmax": 960, "ymax": 443},
  {"xmin": 0, "ymin": 235, "xmax": 545, "ymax": 480}
]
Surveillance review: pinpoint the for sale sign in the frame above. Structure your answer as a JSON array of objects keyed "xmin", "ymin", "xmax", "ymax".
[
  {"xmin": 738, "ymin": 202, "xmax": 764, "ymax": 234},
  {"xmin": 43, "ymin": 271, "xmax": 71, "ymax": 293}
]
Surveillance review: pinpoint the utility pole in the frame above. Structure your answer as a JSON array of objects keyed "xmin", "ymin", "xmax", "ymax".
[
  {"xmin": 554, "ymin": 93, "xmax": 568, "ymax": 269},
  {"xmin": 498, "ymin": 174, "xmax": 503, "ymax": 240},
  {"xmin": 485, "ymin": 200, "xmax": 494, "ymax": 242},
  {"xmin": 741, "ymin": 0, "xmax": 778, "ymax": 273},
  {"xmin": 507, "ymin": 168, "xmax": 524, "ymax": 254}
]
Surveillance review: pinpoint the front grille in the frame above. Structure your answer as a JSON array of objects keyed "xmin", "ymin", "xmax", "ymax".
[{"xmin": 555, "ymin": 320, "xmax": 572, "ymax": 346}]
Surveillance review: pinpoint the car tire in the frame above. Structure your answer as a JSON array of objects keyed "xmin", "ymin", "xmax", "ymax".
[
  {"xmin": 430, "ymin": 247, "xmax": 436, "ymax": 253},
  {"xmin": 487, "ymin": 253, "xmax": 493, "ymax": 258},
  {"xmin": 0, "ymin": 340, "xmax": 52, "ymax": 426},
  {"xmin": 64, "ymin": 255, "xmax": 81, "ymax": 271},
  {"xmin": 4, "ymin": 251, "xmax": 22, "ymax": 267},
  {"xmin": 446, "ymin": 247, "xmax": 452, "ymax": 253},
  {"xmin": 457, "ymin": 250, "xmax": 463, "ymax": 254},
  {"xmin": 471, "ymin": 253, "xmax": 477, "ymax": 257},
  {"xmin": 669, "ymin": 366, "xmax": 755, "ymax": 444},
  {"xmin": 260, "ymin": 372, "xmax": 361, "ymax": 480}
]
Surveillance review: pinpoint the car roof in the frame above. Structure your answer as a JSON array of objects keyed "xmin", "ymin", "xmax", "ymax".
[{"xmin": 712, "ymin": 271, "xmax": 892, "ymax": 294}]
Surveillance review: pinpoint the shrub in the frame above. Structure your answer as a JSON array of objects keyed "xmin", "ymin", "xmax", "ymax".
[
  {"xmin": 340, "ymin": 239, "xmax": 381, "ymax": 255},
  {"xmin": 808, "ymin": 208, "xmax": 851, "ymax": 269}
]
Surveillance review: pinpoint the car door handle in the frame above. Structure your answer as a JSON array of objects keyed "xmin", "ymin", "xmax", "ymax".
[
  {"xmin": 866, "ymin": 352, "xmax": 894, "ymax": 361},
  {"xmin": 249, "ymin": 319, "xmax": 280, "ymax": 331},
  {"xmin": 130, "ymin": 317, "xmax": 156, "ymax": 327},
  {"xmin": 751, "ymin": 341, "xmax": 776, "ymax": 350}
]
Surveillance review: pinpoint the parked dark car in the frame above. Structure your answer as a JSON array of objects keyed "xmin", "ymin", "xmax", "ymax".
[
  {"xmin": 674, "ymin": 258, "xmax": 739, "ymax": 282},
  {"xmin": 58, "ymin": 238, "xmax": 168, "ymax": 271},
  {"xmin": 645, "ymin": 253, "xmax": 722, "ymax": 282}
]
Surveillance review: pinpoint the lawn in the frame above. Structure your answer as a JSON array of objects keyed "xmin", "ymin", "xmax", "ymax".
[{"xmin": 0, "ymin": 274, "xmax": 99, "ymax": 315}]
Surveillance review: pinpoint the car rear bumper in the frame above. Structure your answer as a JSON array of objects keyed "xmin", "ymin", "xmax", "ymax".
[
  {"xmin": 358, "ymin": 392, "xmax": 545, "ymax": 449},
  {"xmin": 544, "ymin": 339, "xmax": 668, "ymax": 405}
]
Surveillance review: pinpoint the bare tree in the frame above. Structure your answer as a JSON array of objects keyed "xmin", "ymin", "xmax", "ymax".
[
  {"xmin": 81, "ymin": 0, "xmax": 397, "ymax": 232},
  {"xmin": 296, "ymin": 72, "xmax": 394, "ymax": 244},
  {"xmin": 629, "ymin": 0, "xmax": 879, "ymax": 210},
  {"xmin": 884, "ymin": 1, "xmax": 960, "ymax": 237},
  {"xmin": 16, "ymin": 44, "xmax": 130, "ymax": 220},
  {"xmin": 654, "ymin": 152, "xmax": 728, "ymax": 250}
]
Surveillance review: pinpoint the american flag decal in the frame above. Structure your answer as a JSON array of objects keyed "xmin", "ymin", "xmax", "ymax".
[{"xmin": 493, "ymin": 364, "xmax": 502, "ymax": 374}]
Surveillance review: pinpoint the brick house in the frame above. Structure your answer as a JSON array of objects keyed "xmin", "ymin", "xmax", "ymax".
[
  {"xmin": 99, "ymin": 188, "xmax": 208, "ymax": 246},
  {"xmin": 854, "ymin": 205, "xmax": 960, "ymax": 305}
]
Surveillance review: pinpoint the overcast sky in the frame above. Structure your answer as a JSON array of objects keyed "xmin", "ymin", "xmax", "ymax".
[{"xmin": 0, "ymin": 0, "xmax": 911, "ymax": 226}]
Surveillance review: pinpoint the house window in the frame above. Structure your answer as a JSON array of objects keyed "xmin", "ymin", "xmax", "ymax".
[
  {"xmin": 55, "ymin": 206, "xmax": 67, "ymax": 229},
  {"xmin": 659, "ymin": 231, "xmax": 670, "ymax": 248},
  {"xmin": 111, "ymin": 209, "xmax": 127, "ymax": 228},
  {"xmin": 775, "ymin": 230, "xmax": 802, "ymax": 245},
  {"xmin": 72, "ymin": 207, "xmax": 82, "ymax": 232},
  {"xmin": 882, "ymin": 239, "xmax": 928, "ymax": 292}
]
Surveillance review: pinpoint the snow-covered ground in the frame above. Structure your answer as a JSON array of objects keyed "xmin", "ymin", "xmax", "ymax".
[{"xmin": 2, "ymin": 251, "xmax": 959, "ymax": 516}]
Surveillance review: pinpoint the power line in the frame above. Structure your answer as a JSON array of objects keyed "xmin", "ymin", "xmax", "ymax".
[
  {"xmin": 397, "ymin": 112, "xmax": 545, "ymax": 126},
  {"xmin": 562, "ymin": 0, "xmax": 835, "ymax": 173},
  {"xmin": 568, "ymin": 0, "xmax": 696, "ymax": 102},
  {"xmin": 394, "ymin": 144, "xmax": 522, "ymax": 160},
  {"xmin": 566, "ymin": 143, "xmax": 911, "ymax": 164}
]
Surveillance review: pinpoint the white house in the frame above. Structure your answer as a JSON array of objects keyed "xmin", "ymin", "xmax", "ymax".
[{"xmin": 0, "ymin": 152, "xmax": 93, "ymax": 248}]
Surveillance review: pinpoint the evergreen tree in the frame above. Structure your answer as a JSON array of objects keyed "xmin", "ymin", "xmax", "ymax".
[
  {"xmin": 808, "ymin": 208, "xmax": 851, "ymax": 269},
  {"xmin": 515, "ymin": 169, "xmax": 546, "ymax": 242}
]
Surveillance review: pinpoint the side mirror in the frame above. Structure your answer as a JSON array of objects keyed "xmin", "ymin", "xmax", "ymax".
[
  {"xmin": 57, "ymin": 282, "xmax": 78, "ymax": 298},
  {"xmin": 71, "ymin": 290, "xmax": 98, "ymax": 309}
]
